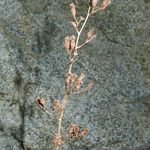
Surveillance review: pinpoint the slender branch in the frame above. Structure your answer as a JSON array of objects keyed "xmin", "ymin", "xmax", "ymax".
[
  {"xmin": 58, "ymin": 93, "xmax": 68, "ymax": 134},
  {"xmin": 75, "ymin": 27, "xmax": 79, "ymax": 33},
  {"xmin": 68, "ymin": 58, "xmax": 74, "ymax": 74},
  {"xmin": 44, "ymin": 108, "xmax": 53, "ymax": 117},
  {"xmin": 90, "ymin": 8, "xmax": 100, "ymax": 14},
  {"xmin": 68, "ymin": 7, "xmax": 91, "ymax": 74},
  {"xmin": 77, "ymin": 41, "xmax": 88, "ymax": 49},
  {"xmin": 75, "ymin": 7, "xmax": 91, "ymax": 51}
]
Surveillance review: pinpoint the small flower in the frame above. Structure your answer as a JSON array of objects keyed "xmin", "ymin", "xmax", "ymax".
[
  {"xmin": 89, "ymin": 0, "xmax": 98, "ymax": 8},
  {"xmin": 64, "ymin": 35, "xmax": 76, "ymax": 54},
  {"xmin": 66, "ymin": 73, "xmax": 77, "ymax": 90},
  {"xmin": 68, "ymin": 124, "xmax": 89, "ymax": 139},
  {"xmin": 52, "ymin": 99, "xmax": 61, "ymax": 111},
  {"xmin": 70, "ymin": 3, "xmax": 76, "ymax": 19},
  {"xmin": 68, "ymin": 124, "xmax": 80, "ymax": 139},
  {"xmin": 64, "ymin": 36, "xmax": 71, "ymax": 54},
  {"xmin": 75, "ymin": 73, "xmax": 85, "ymax": 91},
  {"xmin": 86, "ymin": 28, "xmax": 96, "ymax": 42},
  {"xmin": 78, "ymin": 128, "xmax": 89, "ymax": 138},
  {"xmin": 80, "ymin": 16, "xmax": 85, "ymax": 22},
  {"xmin": 70, "ymin": 21, "xmax": 77, "ymax": 29},
  {"xmin": 100, "ymin": 0, "xmax": 111, "ymax": 11}
]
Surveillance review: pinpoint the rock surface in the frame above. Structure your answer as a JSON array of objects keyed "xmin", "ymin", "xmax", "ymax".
[{"xmin": 0, "ymin": 0, "xmax": 150, "ymax": 150}]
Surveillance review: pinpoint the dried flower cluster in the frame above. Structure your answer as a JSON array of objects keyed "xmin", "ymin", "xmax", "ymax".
[
  {"xmin": 100, "ymin": 0, "xmax": 111, "ymax": 11},
  {"xmin": 64, "ymin": 35, "xmax": 76, "ymax": 55},
  {"xmin": 68, "ymin": 124, "xmax": 89, "ymax": 139},
  {"xmin": 35, "ymin": 0, "xmax": 111, "ymax": 149}
]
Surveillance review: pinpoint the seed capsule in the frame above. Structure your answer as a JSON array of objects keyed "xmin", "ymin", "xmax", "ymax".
[
  {"xmin": 100, "ymin": 0, "xmax": 111, "ymax": 11},
  {"xmin": 70, "ymin": 3, "xmax": 76, "ymax": 19},
  {"xmin": 79, "ymin": 128, "xmax": 89, "ymax": 138},
  {"xmin": 64, "ymin": 36, "xmax": 71, "ymax": 54},
  {"xmin": 68, "ymin": 124, "xmax": 80, "ymax": 139},
  {"xmin": 70, "ymin": 21, "xmax": 77, "ymax": 29},
  {"xmin": 64, "ymin": 35, "xmax": 76, "ymax": 54},
  {"xmin": 89, "ymin": 0, "xmax": 98, "ymax": 8},
  {"xmin": 86, "ymin": 28, "xmax": 96, "ymax": 42},
  {"xmin": 80, "ymin": 16, "xmax": 85, "ymax": 21}
]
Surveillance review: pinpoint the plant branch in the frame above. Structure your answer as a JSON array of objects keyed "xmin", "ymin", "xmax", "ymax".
[
  {"xmin": 75, "ymin": 7, "xmax": 91, "ymax": 51},
  {"xmin": 35, "ymin": 1, "xmax": 111, "ymax": 149},
  {"xmin": 77, "ymin": 41, "xmax": 88, "ymax": 49}
]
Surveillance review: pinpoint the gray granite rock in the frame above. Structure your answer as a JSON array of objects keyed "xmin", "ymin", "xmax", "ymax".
[{"xmin": 0, "ymin": 0, "xmax": 150, "ymax": 150}]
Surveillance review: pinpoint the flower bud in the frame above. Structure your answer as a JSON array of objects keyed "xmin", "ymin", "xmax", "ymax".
[
  {"xmin": 80, "ymin": 16, "xmax": 85, "ymax": 22},
  {"xmin": 100, "ymin": 0, "xmax": 111, "ymax": 11},
  {"xmin": 70, "ymin": 35, "xmax": 76, "ymax": 50},
  {"xmin": 66, "ymin": 73, "xmax": 76, "ymax": 89},
  {"xmin": 70, "ymin": 3, "xmax": 76, "ymax": 19},
  {"xmin": 78, "ymin": 128, "xmax": 89, "ymax": 138},
  {"xmin": 70, "ymin": 21, "xmax": 77, "ymax": 29},
  {"xmin": 86, "ymin": 28, "xmax": 96, "ymax": 42},
  {"xmin": 64, "ymin": 36, "xmax": 71, "ymax": 54},
  {"xmin": 89, "ymin": 0, "xmax": 98, "ymax": 8},
  {"xmin": 75, "ymin": 73, "xmax": 85, "ymax": 91},
  {"xmin": 68, "ymin": 124, "xmax": 80, "ymax": 139},
  {"xmin": 52, "ymin": 99, "xmax": 62, "ymax": 111}
]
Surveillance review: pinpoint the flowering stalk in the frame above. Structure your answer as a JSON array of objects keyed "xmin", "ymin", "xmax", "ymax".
[{"xmin": 35, "ymin": 0, "xmax": 111, "ymax": 150}]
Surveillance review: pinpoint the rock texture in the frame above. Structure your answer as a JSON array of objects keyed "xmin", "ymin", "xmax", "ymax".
[{"xmin": 0, "ymin": 0, "xmax": 150, "ymax": 150}]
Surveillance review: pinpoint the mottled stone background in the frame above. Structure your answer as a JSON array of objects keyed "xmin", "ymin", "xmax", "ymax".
[{"xmin": 0, "ymin": 0, "xmax": 150, "ymax": 150}]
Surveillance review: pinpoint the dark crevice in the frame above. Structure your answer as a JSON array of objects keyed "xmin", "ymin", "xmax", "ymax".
[
  {"xmin": 12, "ymin": 133, "xmax": 25, "ymax": 150},
  {"xmin": 19, "ymin": 97, "xmax": 26, "ymax": 150},
  {"xmin": 14, "ymin": 68, "xmax": 23, "ymax": 91},
  {"xmin": 0, "ymin": 125, "xmax": 25, "ymax": 150}
]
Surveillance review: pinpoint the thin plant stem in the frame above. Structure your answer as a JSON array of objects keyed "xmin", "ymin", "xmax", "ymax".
[
  {"xmin": 75, "ymin": 7, "xmax": 91, "ymax": 51},
  {"xmin": 35, "ymin": 1, "xmax": 111, "ymax": 149},
  {"xmin": 77, "ymin": 41, "xmax": 88, "ymax": 49}
]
